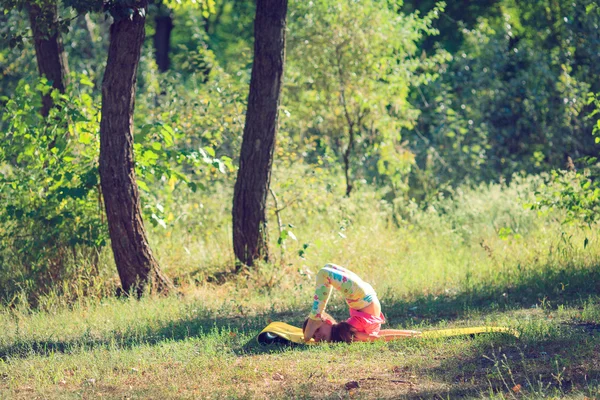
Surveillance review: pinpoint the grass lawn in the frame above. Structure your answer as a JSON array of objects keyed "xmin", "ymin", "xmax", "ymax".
[
  {"xmin": 1, "ymin": 178, "xmax": 600, "ymax": 399},
  {"xmin": 2, "ymin": 261, "xmax": 600, "ymax": 399}
]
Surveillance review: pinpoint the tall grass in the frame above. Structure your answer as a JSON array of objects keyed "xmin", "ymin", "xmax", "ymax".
[
  {"xmin": 3, "ymin": 166, "xmax": 598, "ymax": 315},
  {"xmin": 1, "ymin": 168, "xmax": 600, "ymax": 398},
  {"xmin": 150, "ymin": 168, "xmax": 599, "ymax": 314}
]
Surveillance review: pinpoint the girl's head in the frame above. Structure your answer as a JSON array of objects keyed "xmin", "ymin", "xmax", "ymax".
[
  {"xmin": 302, "ymin": 313, "xmax": 355, "ymax": 343},
  {"xmin": 328, "ymin": 322, "xmax": 355, "ymax": 342}
]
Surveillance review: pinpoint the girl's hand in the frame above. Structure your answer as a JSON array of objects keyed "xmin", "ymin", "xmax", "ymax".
[{"xmin": 303, "ymin": 318, "xmax": 324, "ymax": 342}]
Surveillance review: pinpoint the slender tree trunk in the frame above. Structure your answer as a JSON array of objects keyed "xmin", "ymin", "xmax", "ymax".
[
  {"xmin": 99, "ymin": 0, "xmax": 173, "ymax": 296},
  {"xmin": 154, "ymin": 5, "xmax": 173, "ymax": 73},
  {"xmin": 335, "ymin": 48, "xmax": 355, "ymax": 197},
  {"xmin": 343, "ymin": 125, "xmax": 355, "ymax": 197},
  {"xmin": 232, "ymin": 0, "xmax": 288, "ymax": 268},
  {"xmin": 27, "ymin": 0, "xmax": 69, "ymax": 117}
]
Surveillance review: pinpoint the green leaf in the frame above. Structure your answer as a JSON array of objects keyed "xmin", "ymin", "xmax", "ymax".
[
  {"xmin": 80, "ymin": 76, "xmax": 94, "ymax": 87},
  {"xmin": 205, "ymin": 147, "xmax": 216, "ymax": 157},
  {"xmin": 151, "ymin": 142, "xmax": 162, "ymax": 151},
  {"xmin": 142, "ymin": 124, "xmax": 154, "ymax": 135},
  {"xmin": 161, "ymin": 125, "xmax": 174, "ymax": 147},
  {"xmin": 583, "ymin": 180, "xmax": 591, "ymax": 190},
  {"xmin": 221, "ymin": 156, "xmax": 234, "ymax": 171},
  {"xmin": 143, "ymin": 149, "xmax": 159, "ymax": 161},
  {"xmin": 151, "ymin": 213, "xmax": 167, "ymax": 229},
  {"xmin": 79, "ymin": 132, "xmax": 93, "ymax": 145},
  {"xmin": 137, "ymin": 180, "xmax": 150, "ymax": 192}
]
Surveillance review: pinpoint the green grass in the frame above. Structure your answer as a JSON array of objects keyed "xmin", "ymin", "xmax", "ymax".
[
  {"xmin": 2, "ymin": 296, "xmax": 600, "ymax": 399},
  {"xmin": 2, "ymin": 173, "xmax": 600, "ymax": 398}
]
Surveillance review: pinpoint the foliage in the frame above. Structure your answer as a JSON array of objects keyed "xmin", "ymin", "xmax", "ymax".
[
  {"xmin": 61, "ymin": 12, "xmax": 109, "ymax": 89},
  {"xmin": 199, "ymin": 0, "xmax": 254, "ymax": 72},
  {"xmin": 132, "ymin": 115, "xmax": 234, "ymax": 229},
  {"xmin": 1, "ymin": 0, "xmax": 600, "ymax": 305},
  {"xmin": 0, "ymin": 69, "xmax": 236, "ymax": 301},
  {"xmin": 284, "ymin": 0, "xmax": 449, "ymax": 196},
  {"xmin": 402, "ymin": 0, "xmax": 503, "ymax": 52},
  {"xmin": 161, "ymin": 0, "xmax": 214, "ymax": 15},
  {"xmin": 133, "ymin": 56, "xmax": 244, "ymax": 228},
  {"xmin": 0, "ymin": 9, "xmax": 37, "ymax": 106},
  {"xmin": 529, "ymin": 94, "xmax": 600, "ymax": 233},
  {"xmin": 3, "ymin": 1, "xmax": 600, "ymax": 396},
  {"xmin": 406, "ymin": 173, "xmax": 542, "ymax": 244},
  {"xmin": 531, "ymin": 168, "xmax": 600, "ymax": 228},
  {"xmin": 167, "ymin": 9, "xmax": 218, "ymax": 80},
  {"xmin": 0, "ymin": 76, "xmax": 106, "ymax": 301},
  {"xmin": 408, "ymin": 0, "xmax": 600, "ymax": 196}
]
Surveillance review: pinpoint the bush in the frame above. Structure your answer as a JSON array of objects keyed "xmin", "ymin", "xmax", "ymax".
[
  {"xmin": 409, "ymin": 2, "xmax": 599, "ymax": 189},
  {"xmin": 284, "ymin": 0, "xmax": 449, "ymax": 196},
  {"xmin": 528, "ymin": 93, "xmax": 600, "ymax": 241},
  {"xmin": 0, "ymin": 76, "xmax": 107, "ymax": 303}
]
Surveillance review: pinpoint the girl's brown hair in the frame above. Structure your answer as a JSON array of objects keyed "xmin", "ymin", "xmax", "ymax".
[
  {"xmin": 330, "ymin": 322, "xmax": 355, "ymax": 343},
  {"xmin": 302, "ymin": 316, "xmax": 356, "ymax": 343}
]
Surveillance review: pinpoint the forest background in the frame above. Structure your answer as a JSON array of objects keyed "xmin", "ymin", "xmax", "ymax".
[{"xmin": 1, "ymin": 0, "xmax": 600, "ymax": 398}]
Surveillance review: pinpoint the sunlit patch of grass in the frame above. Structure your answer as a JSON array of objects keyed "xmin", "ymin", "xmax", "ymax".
[
  {"xmin": 1, "ymin": 296, "xmax": 598, "ymax": 398},
  {"xmin": 2, "ymin": 173, "xmax": 600, "ymax": 398}
]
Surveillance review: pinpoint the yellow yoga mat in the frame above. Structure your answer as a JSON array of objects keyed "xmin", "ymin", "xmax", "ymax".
[{"xmin": 257, "ymin": 322, "xmax": 519, "ymax": 345}]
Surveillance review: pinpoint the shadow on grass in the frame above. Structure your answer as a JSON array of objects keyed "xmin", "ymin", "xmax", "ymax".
[
  {"xmin": 402, "ymin": 325, "xmax": 600, "ymax": 399},
  {"xmin": 2, "ymin": 262, "xmax": 600, "ymax": 362},
  {"xmin": 0, "ymin": 304, "xmax": 321, "ymax": 361}
]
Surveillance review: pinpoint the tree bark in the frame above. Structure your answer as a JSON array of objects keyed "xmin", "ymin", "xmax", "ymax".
[
  {"xmin": 343, "ymin": 125, "xmax": 355, "ymax": 197},
  {"xmin": 154, "ymin": 5, "xmax": 173, "ymax": 73},
  {"xmin": 232, "ymin": 0, "xmax": 288, "ymax": 268},
  {"xmin": 99, "ymin": 0, "xmax": 173, "ymax": 296},
  {"xmin": 27, "ymin": 0, "xmax": 69, "ymax": 117}
]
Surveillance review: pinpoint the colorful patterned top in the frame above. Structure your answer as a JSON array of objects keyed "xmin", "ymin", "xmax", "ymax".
[{"xmin": 308, "ymin": 263, "xmax": 377, "ymax": 320}]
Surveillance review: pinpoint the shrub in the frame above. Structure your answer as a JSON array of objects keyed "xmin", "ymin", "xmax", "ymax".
[{"xmin": 0, "ymin": 76, "xmax": 107, "ymax": 303}]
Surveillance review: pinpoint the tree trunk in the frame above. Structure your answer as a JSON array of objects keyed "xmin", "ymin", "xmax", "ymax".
[
  {"xmin": 99, "ymin": 1, "xmax": 173, "ymax": 296},
  {"xmin": 232, "ymin": 0, "xmax": 288, "ymax": 268},
  {"xmin": 343, "ymin": 141, "xmax": 353, "ymax": 197},
  {"xmin": 154, "ymin": 6, "xmax": 173, "ymax": 73},
  {"xmin": 27, "ymin": 0, "xmax": 69, "ymax": 117},
  {"xmin": 342, "ymin": 123, "xmax": 355, "ymax": 197}
]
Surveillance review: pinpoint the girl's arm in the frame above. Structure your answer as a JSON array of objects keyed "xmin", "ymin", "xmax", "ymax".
[{"xmin": 309, "ymin": 264, "xmax": 363, "ymax": 319}]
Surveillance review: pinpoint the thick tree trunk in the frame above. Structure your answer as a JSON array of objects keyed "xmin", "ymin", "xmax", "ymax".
[
  {"xmin": 154, "ymin": 6, "xmax": 173, "ymax": 73},
  {"xmin": 27, "ymin": 0, "xmax": 69, "ymax": 117},
  {"xmin": 232, "ymin": 0, "xmax": 288, "ymax": 268},
  {"xmin": 99, "ymin": 1, "xmax": 173, "ymax": 295}
]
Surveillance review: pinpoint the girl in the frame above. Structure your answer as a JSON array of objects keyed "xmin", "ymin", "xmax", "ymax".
[{"xmin": 303, "ymin": 264, "xmax": 421, "ymax": 342}]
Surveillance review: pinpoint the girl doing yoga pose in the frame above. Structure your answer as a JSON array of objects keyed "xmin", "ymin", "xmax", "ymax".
[{"xmin": 303, "ymin": 264, "xmax": 421, "ymax": 342}]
